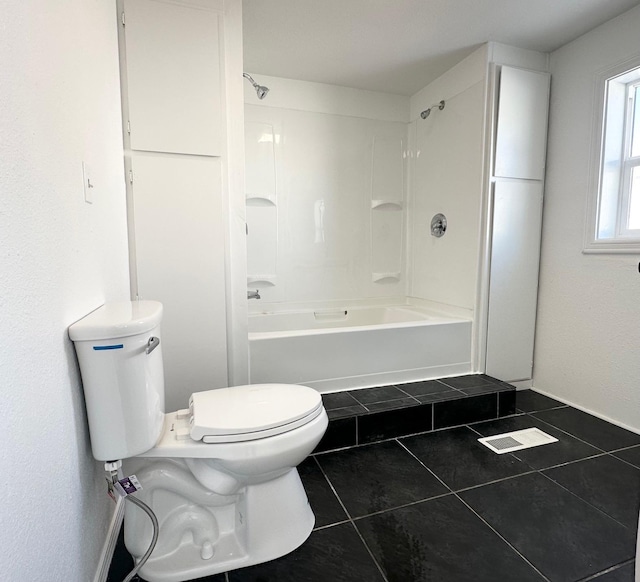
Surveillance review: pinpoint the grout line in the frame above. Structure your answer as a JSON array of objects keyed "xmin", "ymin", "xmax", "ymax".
[
  {"xmin": 312, "ymin": 456, "xmax": 354, "ymax": 522},
  {"xmin": 452, "ymin": 469, "xmax": 540, "ymax": 495},
  {"xmin": 575, "ymin": 559, "xmax": 636, "ymax": 581},
  {"xmin": 517, "ymin": 451, "xmax": 607, "ymax": 471},
  {"xmin": 608, "ymin": 443, "xmax": 640, "ymax": 454},
  {"xmin": 395, "ymin": 385, "xmax": 416, "ymax": 400},
  {"xmin": 527, "ymin": 412, "xmax": 609, "ymax": 453},
  {"xmin": 312, "ymin": 457, "xmax": 389, "ymax": 582},
  {"xmin": 312, "ymin": 518, "xmax": 351, "ymax": 531},
  {"xmin": 537, "ymin": 470, "xmax": 637, "ymax": 532},
  {"xmin": 607, "ymin": 450, "xmax": 640, "ymax": 471},
  {"xmin": 431, "ymin": 401, "xmax": 435, "ymax": 429},
  {"xmin": 395, "ymin": 439, "xmax": 453, "ymax": 493},
  {"xmin": 516, "ymin": 404, "xmax": 568, "ymax": 414},
  {"xmin": 455, "ymin": 494, "xmax": 553, "ymax": 582},
  {"xmin": 466, "ymin": 423, "xmax": 484, "ymax": 436},
  {"xmin": 326, "ymin": 405, "xmax": 368, "ymax": 419},
  {"xmin": 350, "ymin": 491, "xmax": 453, "ymax": 522},
  {"xmin": 349, "ymin": 522, "xmax": 390, "ymax": 582}
]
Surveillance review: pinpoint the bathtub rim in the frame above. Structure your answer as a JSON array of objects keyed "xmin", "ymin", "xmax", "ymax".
[
  {"xmin": 249, "ymin": 314, "xmax": 470, "ymax": 340},
  {"xmin": 248, "ymin": 298, "xmax": 473, "ymax": 340}
]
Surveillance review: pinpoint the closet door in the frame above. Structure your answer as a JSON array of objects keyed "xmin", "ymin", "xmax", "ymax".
[
  {"xmin": 485, "ymin": 181, "xmax": 543, "ymax": 381},
  {"xmin": 494, "ymin": 66, "xmax": 550, "ymax": 180},
  {"xmin": 123, "ymin": 0, "xmax": 222, "ymax": 155}
]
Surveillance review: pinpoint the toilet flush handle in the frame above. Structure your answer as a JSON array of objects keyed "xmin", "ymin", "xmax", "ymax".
[{"xmin": 146, "ymin": 336, "xmax": 160, "ymax": 354}]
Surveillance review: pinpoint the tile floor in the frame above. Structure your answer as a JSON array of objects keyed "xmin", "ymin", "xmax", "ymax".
[
  {"xmin": 109, "ymin": 387, "xmax": 640, "ymax": 582},
  {"xmin": 315, "ymin": 375, "xmax": 516, "ymax": 451}
]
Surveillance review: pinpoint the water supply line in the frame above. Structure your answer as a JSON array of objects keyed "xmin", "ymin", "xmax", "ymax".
[{"xmin": 105, "ymin": 461, "xmax": 159, "ymax": 582}]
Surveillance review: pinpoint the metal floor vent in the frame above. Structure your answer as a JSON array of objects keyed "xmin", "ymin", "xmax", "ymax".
[{"xmin": 478, "ymin": 428, "xmax": 558, "ymax": 454}]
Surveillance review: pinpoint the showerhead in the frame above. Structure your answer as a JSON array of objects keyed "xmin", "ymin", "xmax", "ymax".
[
  {"xmin": 255, "ymin": 84, "xmax": 269, "ymax": 100},
  {"xmin": 243, "ymin": 73, "xmax": 269, "ymax": 100}
]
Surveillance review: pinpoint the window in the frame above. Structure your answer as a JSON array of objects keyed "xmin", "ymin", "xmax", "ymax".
[{"xmin": 586, "ymin": 60, "xmax": 640, "ymax": 252}]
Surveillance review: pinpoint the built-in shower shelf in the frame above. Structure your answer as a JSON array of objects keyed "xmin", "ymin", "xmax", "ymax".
[
  {"xmin": 246, "ymin": 194, "xmax": 276, "ymax": 206},
  {"xmin": 372, "ymin": 272, "xmax": 401, "ymax": 283},
  {"xmin": 247, "ymin": 275, "xmax": 276, "ymax": 286},
  {"xmin": 371, "ymin": 200, "xmax": 403, "ymax": 210}
]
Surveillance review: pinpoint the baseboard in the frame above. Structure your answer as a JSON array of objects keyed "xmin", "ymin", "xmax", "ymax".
[
  {"xmin": 530, "ymin": 386, "xmax": 640, "ymax": 436},
  {"xmin": 94, "ymin": 497, "xmax": 125, "ymax": 582}
]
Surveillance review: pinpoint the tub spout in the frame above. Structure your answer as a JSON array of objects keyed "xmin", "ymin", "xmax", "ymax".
[{"xmin": 248, "ymin": 289, "xmax": 261, "ymax": 300}]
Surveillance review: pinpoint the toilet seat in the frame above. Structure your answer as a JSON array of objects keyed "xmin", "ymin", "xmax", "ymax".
[{"xmin": 188, "ymin": 383, "xmax": 323, "ymax": 444}]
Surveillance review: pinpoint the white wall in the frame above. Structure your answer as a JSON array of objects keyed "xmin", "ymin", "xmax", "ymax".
[
  {"xmin": 408, "ymin": 47, "xmax": 487, "ymax": 310},
  {"xmin": 534, "ymin": 4, "xmax": 640, "ymax": 431},
  {"xmin": 244, "ymin": 76, "xmax": 410, "ymax": 308},
  {"xmin": 0, "ymin": 1, "xmax": 130, "ymax": 580}
]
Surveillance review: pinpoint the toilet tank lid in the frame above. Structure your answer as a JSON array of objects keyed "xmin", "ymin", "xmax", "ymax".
[{"xmin": 69, "ymin": 301, "xmax": 163, "ymax": 341}]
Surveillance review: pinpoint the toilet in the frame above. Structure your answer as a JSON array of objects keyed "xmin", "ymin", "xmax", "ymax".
[{"xmin": 69, "ymin": 301, "xmax": 328, "ymax": 582}]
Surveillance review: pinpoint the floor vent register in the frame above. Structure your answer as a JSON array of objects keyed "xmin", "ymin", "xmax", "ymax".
[{"xmin": 478, "ymin": 428, "xmax": 558, "ymax": 454}]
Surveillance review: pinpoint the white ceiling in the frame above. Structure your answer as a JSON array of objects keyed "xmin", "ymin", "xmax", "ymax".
[{"xmin": 242, "ymin": 0, "xmax": 640, "ymax": 96}]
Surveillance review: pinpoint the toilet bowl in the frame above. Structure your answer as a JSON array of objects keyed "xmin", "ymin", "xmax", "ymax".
[
  {"xmin": 124, "ymin": 391, "xmax": 327, "ymax": 582},
  {"xmin": 68, "ymin": 301, "xmax": 328, "ymax": 582}
]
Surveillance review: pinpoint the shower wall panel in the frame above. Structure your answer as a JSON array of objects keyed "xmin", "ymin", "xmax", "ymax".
[
  {"xmin": 408, "ymin": 56, "xmax": 487, "ymax": 311},
  {"xmin": 244, "ymin": 77, "xmax": 409, "ymax": 308}
]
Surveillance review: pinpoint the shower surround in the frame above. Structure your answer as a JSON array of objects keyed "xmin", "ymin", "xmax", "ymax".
[{"xmin": 243, "ymin": 44, "xmax": 550, "ymax": 390}]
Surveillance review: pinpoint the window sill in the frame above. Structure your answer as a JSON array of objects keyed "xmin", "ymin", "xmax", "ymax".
[{"xmin": 583, "ymin": 240, "xmax": 640, "ymax": 254}]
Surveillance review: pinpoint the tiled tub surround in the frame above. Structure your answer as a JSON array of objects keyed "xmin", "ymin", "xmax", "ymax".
[{"xmin": 108, "ymin": 383, "xmax": 640, "ymax": 582}]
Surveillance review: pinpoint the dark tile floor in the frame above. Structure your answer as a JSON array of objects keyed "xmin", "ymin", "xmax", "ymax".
[
  {"xmin": 321, "ymin": 374, "xmax": 513, "ymax": 420},
  {"xmin": 109, "ymin": 386, "xmax": 640, "ymax": 582},
  {"xmin": 315, "ymin": 375, "xmax": 516, "ymax": 451}
]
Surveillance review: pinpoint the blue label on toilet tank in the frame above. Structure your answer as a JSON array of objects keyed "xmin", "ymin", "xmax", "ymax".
[{"xmin": 92, "ymin": 344, "xmax": 124, "ymax": 351}]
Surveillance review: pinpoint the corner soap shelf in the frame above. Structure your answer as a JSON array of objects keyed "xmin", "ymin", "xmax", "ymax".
[
  {"xmin": 371, "ymin": 200, "xmax": 403, "ymax": 210},
  {"xmin": 372, "ymin": 272, "xmax": 401, "ymax": 283},
  {"xmin": 247, "ymin": 275, "xmax": 276, "ymax": 287},
  {"xmin": 246, "ymin": 194, "xmax": 276, "ymax": 206}
]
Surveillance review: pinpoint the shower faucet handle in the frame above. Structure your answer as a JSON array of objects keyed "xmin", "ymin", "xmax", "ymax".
[{"xmin": 248, "ymin": 289, "xmax": 261, "ymax": 300}]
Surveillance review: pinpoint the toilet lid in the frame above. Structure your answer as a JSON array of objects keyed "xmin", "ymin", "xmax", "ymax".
[{"xmin": 189, "ymin": 383, "xmax": 323, "ymax": 443}]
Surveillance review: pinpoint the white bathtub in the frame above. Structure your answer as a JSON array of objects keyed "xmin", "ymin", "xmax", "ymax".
[{"xmin": 248, "ymin": 303, "xmax": 473, "ymax": 392}]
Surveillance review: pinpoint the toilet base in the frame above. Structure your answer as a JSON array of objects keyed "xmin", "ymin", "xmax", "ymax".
[{"xmin": 124, "ymin": 460, "xmax": 315, "ymax": 582}]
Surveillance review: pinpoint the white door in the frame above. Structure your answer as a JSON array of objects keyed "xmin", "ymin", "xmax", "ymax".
[
  {"xmin": 123, "ymin": 0, "xmax": 222, "ymax": 156},
  {"xmin": 485, "ymin": 180, "xmax": 544, "ymax": 381}
]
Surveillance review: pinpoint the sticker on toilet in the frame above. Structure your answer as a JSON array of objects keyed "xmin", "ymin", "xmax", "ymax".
[{"xmin": 114, "ymin": 475, "xmax": 143, "ymax": 498}]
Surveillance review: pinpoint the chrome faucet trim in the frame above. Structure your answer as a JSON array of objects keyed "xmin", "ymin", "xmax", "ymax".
[{"xmin": 248, "ymin": 289, "xmax": 261, "ymax": 300}]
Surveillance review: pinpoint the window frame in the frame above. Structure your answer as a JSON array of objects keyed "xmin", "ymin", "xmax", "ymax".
[
  {"xmin": 584, "ymin": 55, "xmax": 640, "ymax": 253},
  {"xmin": 618, "ymin": 81, "xmax": 640, "ymax": 238}
]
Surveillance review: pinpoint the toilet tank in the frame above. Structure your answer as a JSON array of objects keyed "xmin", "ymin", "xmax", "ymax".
[{"xmin": 69, "ymin": 301, "xmax": 165, "ymax": 461}]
